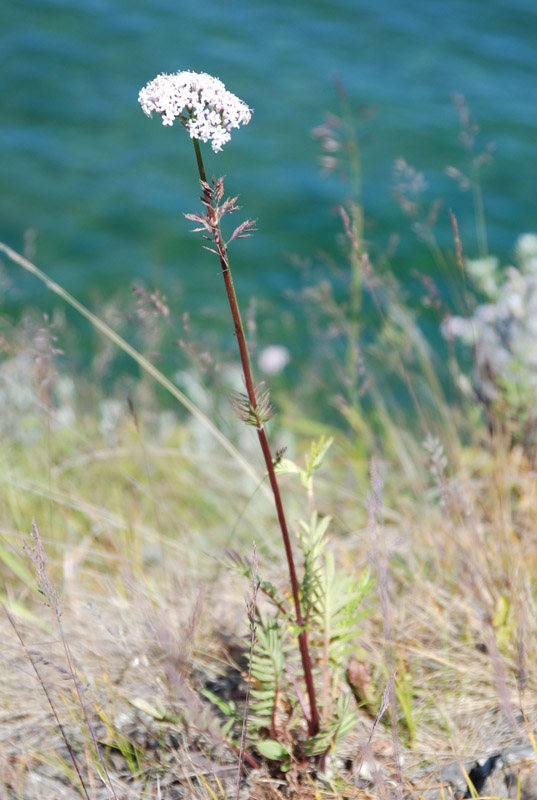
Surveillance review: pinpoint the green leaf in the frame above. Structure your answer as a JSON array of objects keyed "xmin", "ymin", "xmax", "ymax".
[
  {"xmin": 130, "ymin": 697, "xmax": 180, "ymax": 723},
  {"xmin": 274, "ymin": 458, "xmax": 301, "ymax": 476},
  {"xmin": 201, "ymin": 689, "xmax": 237, "ymax": 718},
  {"xmin": 256, "ymin": 740, "xmax": 290, "ymax": 761},
  {"xmin": 221, "ymin": 718, "xmax": 236, "ymax": 738},
  {"xmin": 249, "ymin": 689, "xmax": 276, "ymax": 700},
  {"xmin": 305, "ymin": 694, "xmax": 359, "ymax": 755},
  {"xmin": 305, "ymin": 435, "xmax": 334, "ymax": 476}
]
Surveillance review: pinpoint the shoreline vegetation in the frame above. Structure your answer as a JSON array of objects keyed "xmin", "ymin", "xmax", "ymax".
[{"xmin": 1, "ymin": 83, "xmax": 537, "ymax": 799}]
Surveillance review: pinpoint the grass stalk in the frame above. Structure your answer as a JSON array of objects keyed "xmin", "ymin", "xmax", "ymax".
[
  {"xmin": 0, "ymin": 240, "xmax": 264, "ymax": 493},
  {"xmin": 23, "ymin": 520, "xmax": 119, "ymax": 799},
  {"xmin": 3, "ymin": 605, "xmax": 92, "ymax": 800}
]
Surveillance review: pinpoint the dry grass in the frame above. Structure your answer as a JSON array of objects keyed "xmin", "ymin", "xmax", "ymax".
[
  {"xmin": 1, "ymin": 354, "xmax": 537, "ymax": 800},
  {"xmin": 1, "ymin": 227, "xmax": 537, "ymax": 798}
]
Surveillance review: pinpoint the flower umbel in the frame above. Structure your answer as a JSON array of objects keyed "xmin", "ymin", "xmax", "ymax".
[{"xmin": 138, "ymin": 70, "xmax": 252, "ymax": 152}]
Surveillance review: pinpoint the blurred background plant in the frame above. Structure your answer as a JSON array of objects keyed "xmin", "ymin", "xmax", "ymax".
[{"xmin": 443, "ymin": 233, "xmax": 537, "ymax": 453}]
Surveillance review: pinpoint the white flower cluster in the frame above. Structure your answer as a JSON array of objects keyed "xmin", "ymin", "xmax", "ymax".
[
  {"xmin": 138, "ymin": 70, "xmax": 252, "ymax": 152},
  {"xmin": 442, "ymin": 233, "xmax": 537, "ymax": 402}
]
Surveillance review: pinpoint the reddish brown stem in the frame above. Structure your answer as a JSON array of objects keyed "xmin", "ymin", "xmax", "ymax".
[{"xmin": 192, "ymin": 138, "xmax": 319, "ymax": 737}]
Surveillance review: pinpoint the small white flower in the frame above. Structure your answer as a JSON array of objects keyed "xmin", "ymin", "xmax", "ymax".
[
  {"xmin": 515, "ymin": 233, "xmax": 537, "ymax": 274},
  {"xmin": 441, "ymin": 315, "xmax": 473, "ymax": 342},
  {"xmin": 258, "ymin": 345, "xmax": 291, "ymax": 375},
  {"xmin": 139, "ymin": 70, "xmax": 252, "ymax": 152},
  {"xmin": 465, "ymin": 256, "xmax": 501, "ymax": 300}
]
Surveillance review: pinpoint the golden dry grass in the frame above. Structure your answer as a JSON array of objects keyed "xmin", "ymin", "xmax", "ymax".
[{"xmin": 1, "ymin": 283, "xmax": 537, "ymax": 800}]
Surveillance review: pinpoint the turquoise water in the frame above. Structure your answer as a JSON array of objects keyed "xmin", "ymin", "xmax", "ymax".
[{"xmin": 2, "ymin": 0, "xmax": 536, "ymax": 368}]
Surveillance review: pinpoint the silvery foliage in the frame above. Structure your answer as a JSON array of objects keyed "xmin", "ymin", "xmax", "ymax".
[{"xmin": 442, "ymin": 233, "xmax": 537, "ymax": 403}]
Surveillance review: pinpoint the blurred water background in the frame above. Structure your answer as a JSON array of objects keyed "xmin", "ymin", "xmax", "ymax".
[{"xmin": 1, "ymin": 0, "xmax": 536, "ymax": 383}]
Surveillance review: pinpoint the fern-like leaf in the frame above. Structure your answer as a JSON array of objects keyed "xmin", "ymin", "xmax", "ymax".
[
  {"xmin": 310, "ymin": 556, "xmax": 372, "ymax": 666},
  {"xmin": 305, "ymin": 693, "xmax": 359, "ymax": 756},
  {"xmin": 298, "ymin": 512, "xmax": 331, "ymax": 625},
  {"xmin": 248, "ymin": 617, "xmax": 290, "ymax": 738},
  {"xmin": 305, "ymin": 435, "xmax": 334, "ymax": 477}
]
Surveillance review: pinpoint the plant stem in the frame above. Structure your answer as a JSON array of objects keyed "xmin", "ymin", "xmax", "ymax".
[
  {"xmin": 191, "ymin": 138, "xmax": 320, "ymax": 737},
  {"xmin": 471, "ymin": 162, "xmax": 488, "ymax": 260}
]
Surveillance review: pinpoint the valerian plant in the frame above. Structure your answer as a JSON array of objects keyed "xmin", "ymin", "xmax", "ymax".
[{"xmin": 139, "ymin": 70, "xmax": 371, "ymax": 772}]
